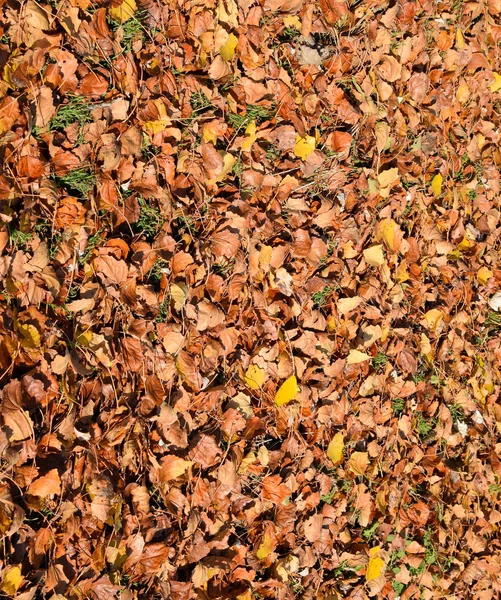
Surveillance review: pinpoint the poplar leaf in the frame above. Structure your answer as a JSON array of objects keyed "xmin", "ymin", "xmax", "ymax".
[
  {"xmin": 366, "ymin": 546, "xmax": 385, "ymax": 581},
  {"xmin": 363, "ymin": 245, "xmax": 385, "ymax": 267},
  {"xmin": 108, "ymin": 0, "xmax": 137, "ymax": 23},
  {"xmin": 379, "ymin": 219, "xmax": 397, "ymax": 251},
  {"xmin": 245, "ymin": 364, "xmax": 265, "ymax": 390},
  {"xmin": 274, "ymin": 375, "xmax": 298, "ymax": 406},
  {"xmin": 241, "ymin": 120, "xmax": 257, "ymax": 151},
  {"xmin": 377, "ymin": 167, "xmax": 399, "ymax": 189},
  {"xmin": 431, "ymin": 173, "xmax": 442, "ymax": 197},
  {"xmin": 220, "ymin": 33, "xmax": 238, "ymax": 61},
  {"xmin": 477, "ymin": 266, "xmax": 493, "ymax": 285},
  {"xmin": 18, "ymin": 323, "xmax": 41, "ymax": 348},
  {"xmin": 327, "ymin": 432, "xmax": 344, "ymax": 464},
  {"xmin": 293, "ymin": 134, "xmax": 316, "ymax": 160},
  {"xmin": 0, "ymin": 565, "xmax": 22, "ymax": 595},
  {"xmin": 256, "ymin": 533, "xmax": 274, "ymax": 560},
  {"xmin": 337, "ymin": 296, "xmax": 362, "ymax": 315}
]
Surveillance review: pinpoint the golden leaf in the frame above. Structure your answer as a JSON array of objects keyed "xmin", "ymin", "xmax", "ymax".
[
  {"xmin": 431, "ymin": 173, "xmax": 442, "ymax": 197},
  {"xmin": 244, "ymin": 364, "xmax": 265, "ymax": 390},
  {"xmin": 241, "ymin": 120, "xmax": 257, "ymax": 151},
  {"xmin": 326, "ymin": 432, "xmax": 344, "ymax": 465},
  {"xmin": 477, "ymin": 266, "xmax": 493, "ymax": 285},
  {"xmin": 366, "ymin": 546, "xmax": 385, "ymax": 581},
  {"xmin": 293, "ymin": 134, "xmax": 316, "ymax": 160},
  {"xmin": 160, "ymin": 455, "xmax": 192, "ymax": 482},
  {"xmin": 423, "ymin": 308, "xmax": 443, "ymax": 331},
  {"xmin": 0, "ymin": 565, "xmax": 23, "ymax": 595},
  {"xmin": 274, "ymin": 375, "xmax": 298, "ymax": 406},
  {"xmin": 348, "ymin": 451, "xmax": 369, "ymax": 476},
  {"xmin": 283, "ymin": 15, "xmax": 301, "ymax": 29},
  {"xmin": 18, "ymin": 323, "xmax": 41, "ymax": 349},
  {"xmin": 256, "ymin": 533, "xmax": 274, "ymax": 560},
  {"xmin": 363, "ymin": 245, "xmax": 385, "ymax": 267},
  {"xmin": 108, "ymin": 0, "xmax": 137, "ymax": 23},
  {"xmin": 207, "ymin": 152, "xmax": 236, "ymax": 185},
  {"xmin": 490, "ymin": 72, "xmax": 501, "ymax": 93},
  {"xmin": 346, "ymin": 349, "xmax": 371, "ymax": 364},
  {"xmin": 379, "ymin": 219, "xmax": 397, "ymax": 251},
  {"xmin": 220, "ymin": 33, "xmax": 238, "ymax": 61},
  {"xmin": 377, "ymin": 167, "xmax": 399, "ymax": 189}
]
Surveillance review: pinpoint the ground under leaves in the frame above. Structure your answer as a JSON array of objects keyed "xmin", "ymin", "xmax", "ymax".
[{"xmin": 1, "ymin": 0, "xmax": 501, "ymax": 598}]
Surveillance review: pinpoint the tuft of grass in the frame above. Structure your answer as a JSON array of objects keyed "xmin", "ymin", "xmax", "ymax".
[
  {"xmin": 415, "ymin": 411, "xmax": 436, "ymax": 440},
  {"xmin": 134, "ymin": 198, "xmax": 163, "ymax": 241},
  {"xmin": 227, "ymin": 103, "xmax": 275, "ymax": 130},
  {"xmin": 190, "ymin": 90, "xmax": 211, "ymax": 112},
  {"xmin": 212, "ymin": 258, "xmax": 234, "ymax": 277},
  {"xmin": 312, "ymin": 286, "xmax": 334, "ymax": 308},
  {"xmin": 392, "ymin": 397, "xmax": 405, "ymax": 415},
  {"xmin": 50, "ymin": 96, "xmax": 92, "ymax": 132},
  {"xmin": 373, "ymin": 352, "xmax": 388, "ymax": 372},
  {"xmin": 8, "ymin": 229, "xmax": 32, "ymax": 250},
  {"xmin": 79, "ymin": 229, "xmax": 103, "ymax": 265},
  {"xmin": 57, "ymin": 168, "xmax": 95, "ymax": 197},
  {"xmin": 147, "ymin": 259, "xmax": 169, "ymax": 289}
]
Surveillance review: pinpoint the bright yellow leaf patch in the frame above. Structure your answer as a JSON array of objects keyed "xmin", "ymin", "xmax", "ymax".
[
  {"xmin": 274, "ymin": 375, "xmax": 298, "ymax": 406},
  {"xmin": 245, "ymin": 364, "xmax": 265, "ymax": 390},
  {"xmin": 327, "ymin": 432, "xmax": 344, "ymax": 464},
  {"xmin": 108, "ymin": 0, "xmax": 137, "ymax": 23},
  {"xmin": 293, "ymin": 134, "xmax": 316, "ymax": 160}
]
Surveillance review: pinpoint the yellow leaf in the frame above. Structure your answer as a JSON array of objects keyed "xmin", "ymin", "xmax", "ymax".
[
  {"xmin": 363, "ymin": 245, "xmax": 385, "ymax": 267},
  {"xmin": 274, "ymin": 375, "xmax": 298, "ymax": 406},
  {"xmin": 18, "ymin": 323, "xmax": 41, "ymax": 348},
  {"xmin": 420, "ymin": 333, "xmax": 433, "ymax": 361},
  {"xmin": 346, "ymin": 349, "xmax": 371, "ymax": 364},
  {"xmin": 256, "ymin": 533, "xmax": 274, "ymax": 560},
  {"xmin": 477, "ymin": 266, "xmax": 493, "ymax": 285},
  {"xmin": 423, "ymin": 308, "xmax": 443, "ymax": 331},
  {"xmin": 76, "ymin": 329, "xmax": 93, "ymax": 346},
  {"xmin": 327, "ymin": 432, "xmax": 344, "ymax": 465},
  {"xmin": 337, "ymin": 296, "xmax": 362, "ymax": 316},
  {"xmin": 348, "ymin": 451, "xmax": 369, "ymax": 475},
  {"xmin": 396, "ymin": 261, "xmax": 409, "ymax": 283},
  {"xmin": 220, "ymin": 33, "xmax": 238, "ymax": 61},
  {"xmin": 377, "ymin": 167, "xmax": 399, "ymax": 189},
  {"xmin": 293, "ymin": 134, "xmax": 316, "ymax": 160},
  {"xmin": 241, "ymin": 120, "xmax": 257, "ymax": 151},
  {"xmin": 366, "ymin": 546, "xmax": 385, "ymax": 581},
  {"xmin": 245, "ymin": 364, "xmax": 265, "ymax": 390},
  {"xmin": 170, "ymin": 282, "xmax": 188, "ymax": 312},
  {"xmin": 283, "ymin": 15, "xmax": 301, "ymax": 29},
  {"xmin": 108, "ymin": 0, "xmax": 137, "ymax": 23},
  {"xmin": 490, "ymin": 72, "xmax": 501, "ymax": 93},
  {"xmin": 0, "ymin": 565, "xmax": 23, "ymax": 595},
  {"xmin": 431, "ymin": 173, "xmax": 443, "ymax": 197},
  {"xmin": 379, "ymin": 219, "xmax": 397, "ymax": 251},
  {"xmin": 455, "ymin": 28, "xmax": 465, "ymax": 49}
]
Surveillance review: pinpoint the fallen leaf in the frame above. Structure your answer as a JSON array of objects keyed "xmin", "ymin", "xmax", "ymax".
[
  {"xmin": 347, "ymin": 350, "xmax": 371, "ymax": 364},
  {"xmin": 108, "ymin": 0, "xmax": 137, "ymax": 23},
  {"xmin": 0, "ymin": 565, "xmax": 22, "ymax": 595},
  {"xmin": 326, "ymin": 431, "xmax": 344, "ymax": 464},
  {"xmin": 348, "ymin": 451, "xmax": 369, "ymax": 476},
  {"xmin": 294, "ymin": 134, "xmax": 316, "ymax": 160},
  {"xmin": 431, "ymin": 173, "xmax": 443, "ymax": 197},
  {"xmin": 366, "ymin": 546, "xmax": 385, "ymax": 581},
  {"xmin": 337, "ymin": 296, "xmax": 362, "ymax": 315},
  {"xmin": 28, "ymin": 470, "xmax": 61, "ymax": 498},
  {"xmin": 477, "ymin": 266, "xmax": 493, "ymax": 285},
  {"xmin": 490, "ymin": 72, "xmax": 501, "ymax": 92},
  {"xmin": 274, "ymin": 375, "xmax": 298, "ymax": 406},
  {"xmin": 220, "ymin": 33, "xmax": 238, "ymax": 61},
  {"xmin": 245, "ymin": 364, "xmax": 265, "ymax": 390},
  {"xmin": 363, "ymin": 245, "xmax": 385, "ymax": 267}
]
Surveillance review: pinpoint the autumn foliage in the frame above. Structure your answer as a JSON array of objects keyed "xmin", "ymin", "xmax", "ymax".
[{"xmin": 1, "ymin": 0, "xmax": 501, "ymax": 598}]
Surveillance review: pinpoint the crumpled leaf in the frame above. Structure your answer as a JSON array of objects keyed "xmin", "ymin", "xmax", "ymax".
[{"xmin": 274, "ymin": 375, "xmax": 298, "ymax": 406}]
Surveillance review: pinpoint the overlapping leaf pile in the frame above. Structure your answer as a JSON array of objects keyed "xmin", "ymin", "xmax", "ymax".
[{"xmin": 1, "ymin": 0, "xmax": 501, "ymax": 598}]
